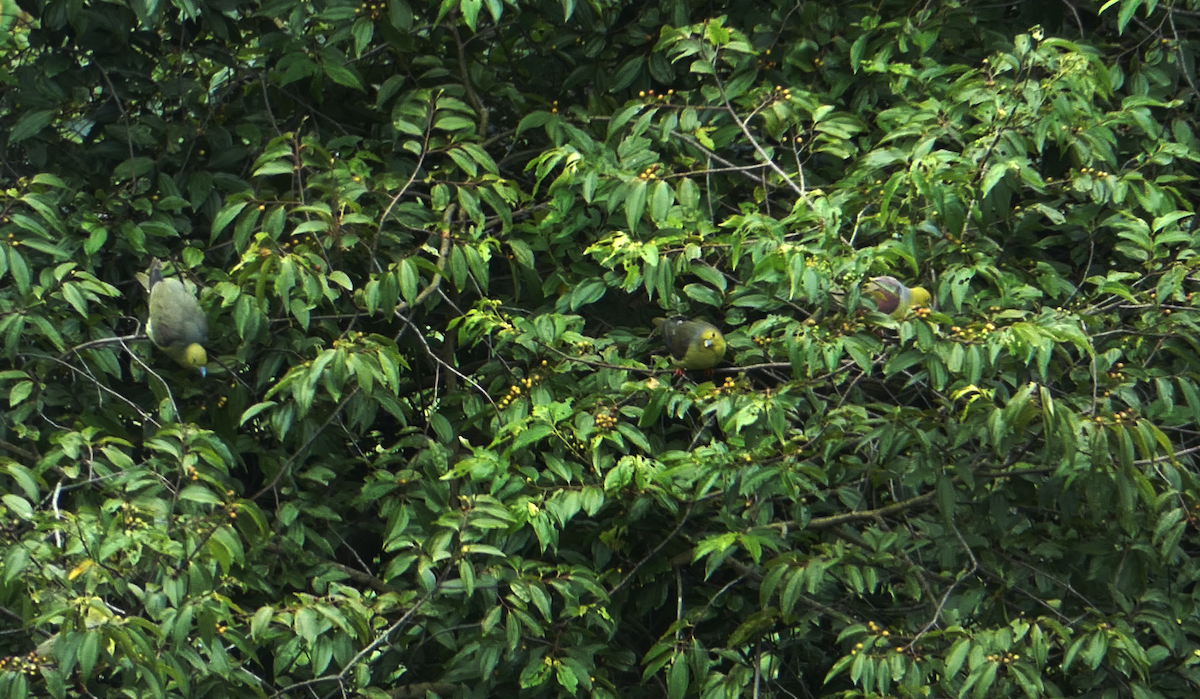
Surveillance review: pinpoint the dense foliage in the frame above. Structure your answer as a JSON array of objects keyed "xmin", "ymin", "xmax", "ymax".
[{"xmin": 3, "ymin": 0, "xmax": 1200, "ymax": 697}]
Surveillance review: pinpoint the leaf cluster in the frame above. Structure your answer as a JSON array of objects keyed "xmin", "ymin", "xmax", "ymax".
[{"xmin": 3, "ymin": 0, "xmax": 1200, "ymax": 698}]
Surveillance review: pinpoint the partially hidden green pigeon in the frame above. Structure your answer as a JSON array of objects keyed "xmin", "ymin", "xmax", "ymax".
[
  {"xmin": 655, "ymin": 316, "xmax": 726, "ymax": 370},
  {"xmin": 147, "ymin": 259, "xmax": 209, "ymax": 376},
  {"xmin": 863, "ymin": 276, "xmax": 932, "ymax": 318}
]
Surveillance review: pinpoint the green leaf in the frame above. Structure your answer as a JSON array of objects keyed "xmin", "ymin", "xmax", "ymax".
[
  {"xmin": 512, "ymin": 423, "xmax": 554, "ymax": 452},
  {"xmin": 322, "ymin": 55, "xmax": 364, "ymax": 90},
  {"xmin": 398, "ymin": 257, "xmax": 420, "ymax": 306},
  {"xmin": 649, "ymin": 180, "xmax": 673, "ymax": 223},
  {"xmin": 624, "ymin": 179, "xmax": 648, "ymax": 235},
  {"xmin": 389, "ymin": 0, "xmax": 413, "ymax": 30},
  {"xmin": 7, "ymin": 246, "xmax": 30, "ymax": 295},
  {"xmin": 351, "ymin": 17, "xmax": 375, "ymax": 56},
  {"xmin": 9, "ymin": 109, "xmax": 55, "ymax": 144},
  {"xmin": 179, "ymin": 484, "xmax": 222, "ymax": 504},
  {"xmin": 8, "ymin": 380, "xmax": 33, "ymax": 407},
  {"xmin": 849, "ymin": 34, "xmax": 868, "ymax": 72},
  {"xmin": 3, "ymin": 545, "xmax": 29, "ymax": 584},
  {"xmin": 667, "ymin": 656, "xmax": 689, "ymax": 699},
  {"xmin": 944, "ymin": 638, "xmax": 970, "ymax": 678},
  {"xmin": 2, "ymin": 494, "xmax": 32, "ymax": 519}
]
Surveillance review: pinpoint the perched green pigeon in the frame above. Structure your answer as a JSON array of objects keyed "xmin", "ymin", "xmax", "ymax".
[
  {"xmin": 655, "ymin": 316, "xmax": 726, "ymax": 370},
  {"xmin": 863, "ymin": 276, "xmax": 931, "ymax": 318},
  {"xmin": 147, "ymin": 259, "xmax": 209, "ymax": 376}
]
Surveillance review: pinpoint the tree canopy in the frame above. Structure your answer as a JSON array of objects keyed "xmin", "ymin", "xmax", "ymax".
[{"xmin": 3, "ymin": 0, "xmax": 1200, "ymax": 697}]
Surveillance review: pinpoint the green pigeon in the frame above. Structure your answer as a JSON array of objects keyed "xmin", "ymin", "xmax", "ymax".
[
  {"xmin": 146, "ymin": 259, "xmax": 209, "ymax": 376},
  {"xmin": 863, "ymin": 276, "xmax": 931, "ymax": 318},
  {"xmin": 654, "ymin": 317, "xmax": 726, "ymax": 370}
]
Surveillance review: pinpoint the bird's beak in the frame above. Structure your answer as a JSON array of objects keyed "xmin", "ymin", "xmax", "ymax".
[{"xmin": 199, "ymin": 366, "xmax": 208, "ymax": 378}]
